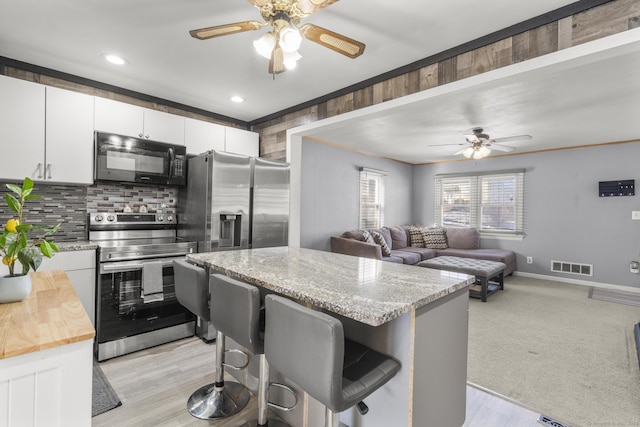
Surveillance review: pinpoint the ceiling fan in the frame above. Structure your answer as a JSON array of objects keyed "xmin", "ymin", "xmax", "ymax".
[
  {"xmin": 432, "ymin": 127, "xmax": 532, "ymax": 160},
  {"xmin": 189, "ymin": 0, "xmax": 366, "ymax": 75}
]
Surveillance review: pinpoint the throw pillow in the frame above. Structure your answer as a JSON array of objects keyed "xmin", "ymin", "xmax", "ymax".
[
  {"xmin": 407, "ymin": 226, "xmax": 425, "ymax": 248},
  {"xmin": 371, "ymin": 230, "xmax": 392, "ymax": 256},
  {"xmin": 360, "ymin": 230, "xmax": 376, "ymax": 245},
  {"xmin": 422, "ymin": 227, "xmax": 448, "ymax": 249}
]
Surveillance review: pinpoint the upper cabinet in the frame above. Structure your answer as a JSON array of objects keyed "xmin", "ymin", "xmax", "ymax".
[
  {"xmin": 94, "ymin": 97, "xmax": 185, "ymax": 144},
  {"xmin": 225, "ymin": 127, "xmax": 259, "ymax": 158},
  {"xmin": 45, "ymin": 87, "xmax": 94, "ymax": 184},
  {"xmin": 0, "ymin": 76, "xmax": 94, "ymax": 184},
  {"xmin": 0, "ymin": 75, "xmax": 46, "ymax": 182},
  {"xmin": 184, "ymin": 117, "xmax": 225, "ymax": 155}
]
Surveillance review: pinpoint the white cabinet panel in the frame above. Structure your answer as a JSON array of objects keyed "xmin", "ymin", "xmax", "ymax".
[
  {"xmin": 0, "ymin": 75, "xmax": 45, "ymax": 182},
  {"xmin": 94, "ymin": 97, "xmax": 185, "ymax": 144},
  {"xmin": 94, "ymin": 96, "xmax": 144, "ymax": 137},
  {"xmin": 184, "ymin": 117, "xmax": 225, "ymax": 155},
  {"xmin": 45, "ymin": 87, "xmax": 94, "ymax": 184},
  {"xmin": 225, "ymin": 127, "xmax": 259, "ymax": 157}
]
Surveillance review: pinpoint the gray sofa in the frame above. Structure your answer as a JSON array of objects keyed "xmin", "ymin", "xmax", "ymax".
[{"xmin": 330, "ymin": 225, "xmax": 516, "ymax": 276}]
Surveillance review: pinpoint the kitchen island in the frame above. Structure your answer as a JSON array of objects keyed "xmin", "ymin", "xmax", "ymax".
[
  {"xmin": 188, "ymin": 246, "xmax": 473, "ymax": 427},
  {"xmin": 0, "ymin": 270, "xmax": 95, "ymax": 427}
]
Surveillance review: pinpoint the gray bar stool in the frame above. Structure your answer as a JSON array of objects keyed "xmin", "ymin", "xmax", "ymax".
[
  {"xmin": 264, "ymin": 294, "xmax": 401, "ymax": 427},
  {"xmin": 210, "ymin": 274, "xmax": 296, "ymax": 427},
  {"xmin": 173, "ymin": 259, "xmax": 251, "ymax": 419}
]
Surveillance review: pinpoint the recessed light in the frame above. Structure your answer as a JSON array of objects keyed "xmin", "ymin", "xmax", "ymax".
[
  {"xmin": 103, "ymin": 54, "xmax": 128, "ymax": 65},
  {"xmin": 230, "ymin": 95, "xmax": 245, "ymax": 103}
]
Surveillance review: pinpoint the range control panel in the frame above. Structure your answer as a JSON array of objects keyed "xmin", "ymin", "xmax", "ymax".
[{"xmin": 89, "ymin": 212, "xmax": 176, "ymax": 227}]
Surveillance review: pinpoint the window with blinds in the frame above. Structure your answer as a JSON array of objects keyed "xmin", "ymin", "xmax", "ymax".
[
  {"xmin": 434, "ymin": 170, "xmax": 524, "ymax": 235},
  {"xmin": 359, "ymin": 167, "xmax": 387, "ymax": 229}
]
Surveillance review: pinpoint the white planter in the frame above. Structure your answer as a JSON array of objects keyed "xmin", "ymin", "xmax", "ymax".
[{"xmin": 0, "ymin": 273, "xmax": 32, "ymax": 303}]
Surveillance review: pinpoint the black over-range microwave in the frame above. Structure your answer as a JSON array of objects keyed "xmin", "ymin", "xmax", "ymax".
[{"xmin": 94, "ymin": 132, "xmax": 187, "ymax": 186}]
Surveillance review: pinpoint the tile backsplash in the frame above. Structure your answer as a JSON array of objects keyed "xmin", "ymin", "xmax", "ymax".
[
  {"xmin": 86, "ymin": 183, "xmax": 178, "ymax": 214},
  {"xmin": 0, "ymin": 181, "xmax": 178, "ymax": 242}
]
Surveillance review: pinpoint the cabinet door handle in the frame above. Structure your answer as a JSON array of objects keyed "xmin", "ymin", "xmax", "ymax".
[
  {"xmin": 37, "ymin": 163, "xmax": 43, "ymax": 179},
  {"xmin": 46, "ymin": 164, "xmax": 52, "ymax": 179}
]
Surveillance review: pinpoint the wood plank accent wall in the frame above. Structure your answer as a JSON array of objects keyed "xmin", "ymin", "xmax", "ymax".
[{"xmin": 253, "ymin": 0, "xmax": 640, "ymax": 161}]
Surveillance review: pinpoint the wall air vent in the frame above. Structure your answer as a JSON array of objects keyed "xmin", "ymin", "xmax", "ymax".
[{"xmin": 551, "ymin": 260, "xmax": 593, "ymax": 276}]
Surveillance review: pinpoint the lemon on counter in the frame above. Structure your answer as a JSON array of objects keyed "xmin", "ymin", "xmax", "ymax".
[{"xmin": 5, "ymin": 218, "xmax": 19, "ymax": 232}]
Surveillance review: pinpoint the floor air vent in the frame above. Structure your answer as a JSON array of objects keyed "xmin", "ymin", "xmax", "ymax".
[
  {"xmin": 551, "ymin": 260, "xmax": 593, "ymax": 276},
  {"xmin": 537, "ymin": 414, "xmax": 572, "ymax": 427}
]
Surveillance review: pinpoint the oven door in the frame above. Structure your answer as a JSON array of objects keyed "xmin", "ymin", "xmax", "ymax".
[{"xmin": 96, "ymin": 256, "xmax": 194, "ymax": 345}]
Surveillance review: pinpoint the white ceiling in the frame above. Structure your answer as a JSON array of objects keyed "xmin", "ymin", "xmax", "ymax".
[
  {"xmin": 0, "ymin": 0, "xmax": 577, "ymax": 122},
  {"xmin": 1, "ymin": 0, "xmax": 638, "ymax": 164}
]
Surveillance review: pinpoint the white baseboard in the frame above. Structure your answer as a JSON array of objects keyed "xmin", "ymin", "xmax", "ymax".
[{"xmin": 512, "ymin": 271, "xmax": 640, "ymax": 295}]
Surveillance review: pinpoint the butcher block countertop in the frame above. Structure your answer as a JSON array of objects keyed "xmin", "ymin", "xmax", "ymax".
[{"xmin": 0, "ymin": 270, "xmax": 95, "ymax": 359}]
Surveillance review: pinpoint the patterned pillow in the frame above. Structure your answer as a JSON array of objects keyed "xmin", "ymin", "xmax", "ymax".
[
  {"xmin": 407, "ymin": 226, "xmax": 425, "ymax": 248},
  {"xmin": 422, "ymin": 227, "xmax": 448, "ymax": 249},
  {"xmin": 370, "ymin": 230, "xmax": 392, "ymax": 257},
  {"xmin": 360, "ymin": 230, "xmax": 376, "ymax": 244}
]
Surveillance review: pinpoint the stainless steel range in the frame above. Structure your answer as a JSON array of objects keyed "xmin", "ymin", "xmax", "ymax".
[{"xmin": 90, "ymin": 212, "xmax": 198, "ymax": 361}]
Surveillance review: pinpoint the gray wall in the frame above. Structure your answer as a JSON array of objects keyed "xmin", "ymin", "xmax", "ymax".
[
  {"xmin": 414, "ymin": 142, "xmax": 640, "ymax": 289},
  {"xmin": 300, "ymin": 139, "xmax": 414, "ymax": 251}
]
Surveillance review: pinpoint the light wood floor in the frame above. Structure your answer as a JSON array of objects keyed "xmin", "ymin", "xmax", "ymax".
[{"xmin": 92, "ymin": 336, "xmax": 543, "ymax": 427}]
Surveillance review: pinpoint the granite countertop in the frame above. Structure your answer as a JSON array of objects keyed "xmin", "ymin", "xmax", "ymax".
[
  {"xmin": 0, "ymin": 270, "xmax": 95, "ymax": 359},
  {"xmin": 56, "ymin": 240, "xmax": 98, "ymax": 252},
  {"xmin": 187, "ymin": 247, "xmax": 472, "ymax": 327}
]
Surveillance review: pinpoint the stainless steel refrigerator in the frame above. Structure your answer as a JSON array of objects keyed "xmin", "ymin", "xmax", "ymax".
[{"xmin": 178, "ymin": 150, "xmax": 290, "ymax": 253}]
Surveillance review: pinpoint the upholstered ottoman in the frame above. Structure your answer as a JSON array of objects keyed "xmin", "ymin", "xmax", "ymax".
[{"xmin": 417, "ymin": 256, "xmax": 506, "ymax": 302}]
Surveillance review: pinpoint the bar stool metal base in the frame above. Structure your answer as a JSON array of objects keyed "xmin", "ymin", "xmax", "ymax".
[
  {"xmin": 244, "ymin": 419, "xmax": 290, "ymax": 427},
  {"xmin": 187, "ymin": 381, "xmax": 251, "ymax": 420}
]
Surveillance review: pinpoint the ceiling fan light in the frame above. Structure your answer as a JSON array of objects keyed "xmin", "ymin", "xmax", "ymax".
[
  {"xmin": 253, "ymin": 32, "xmax": 276, "ymax": 59},
  {"xmin": 462, "ymin": 147, "xmax": 474, "ymax": 158},
  {"xmin": 279, "ymin": 26, "xmax": 302, "ymax": 53},
  {"xmin": 283, "ymin": 50, "xmax": 302, "ymax": 70},
  {"xmin": 478, "ymin": 146, "xmax": 491, "ymax": 157}
]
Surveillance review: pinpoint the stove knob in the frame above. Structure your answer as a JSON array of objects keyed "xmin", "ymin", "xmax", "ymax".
[
  {"xmin": 94, "ymin": 214, "xmax": 104, "ymax": 222},
  {"xmin": 167, "ymin": 215, "xmax": 174, "ymax": 222},
  {"xmin": 157, "ymin": 215, "xmax": 164, "ymax": 221},
  {"xmin": 107, "ymin": 215, "xmax": 116, "ymax": 222}
]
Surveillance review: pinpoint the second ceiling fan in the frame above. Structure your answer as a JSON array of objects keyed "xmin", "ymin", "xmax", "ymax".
[{"xmin": 189, "ymin": 0, "xmax": 366, "ymax": 74}]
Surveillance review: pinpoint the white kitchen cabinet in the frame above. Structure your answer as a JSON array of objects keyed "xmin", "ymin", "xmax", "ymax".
[
  {"xmin": 45, "ymin": 87, "xmax": 94, "ymax": 184},
  {"xmin": 225, "ymin": 126, "xmax": 259, "ymax": 157},
  {"xmin": 0, "ymin": 75, "xmax": 46, "ymax": 182},
  {"xmin": 184, "ymin": 117, "xmax": 225, "ymax": 155},
  {"xmin": 94, "ymin": 97, "xmax": 185, "ymax": 144}
]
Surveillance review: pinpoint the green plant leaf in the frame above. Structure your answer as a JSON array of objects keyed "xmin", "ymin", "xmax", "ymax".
[
  {"xmin": 40, "ymin": 240, "xmax": 53, "ymax": 257},
  {"xmin": 5, "ymin": 193, "xmax": 20, "ymax": 213},
  {"xmin": 23, "ymin": 194, "xmax": 42, "ymax": 201},
  {"xmin": 48, "ymin": 241, "xmax": 59, "ymax": 253},
  {"xmin": 5, "ymin": 183, "xmax": 22, "ymax": 195},
  {"xmin": 22, "ymin": 177, "xmax": 34, "ymax": 193},
  {"xmin": 15, "ymin": 224, "xmax": 32, "ymax": 233},
  {"xmin": 44, "ymin": 223, "xmax": 61, "ymax": 236}
]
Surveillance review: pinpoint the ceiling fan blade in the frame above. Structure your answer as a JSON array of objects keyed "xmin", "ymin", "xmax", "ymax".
[
  {"xmin": 247, "ymin": 0, "xmax": 271, "ymax": 6},
  {"xmin": 427, "ymin": 143, "xmax": 467, "ymax": 147},
  {"xmin": 454, "ymin": 147, "xmax": 470, "ymax": 155},
  {"xmin": 296, "ymin": 0, "xmax": 339, "ymax": 15},
  {"xmin": 269, "ymin": 45, "xmax": 286, "ymax": 74},
  {"xmin": 189, "ymin": 21, "xmax": 263, "ymax": 40},
  {"xmin": 489, "ymin": 143, "xmax": 515, "ymax": 152},
  {"xmin": 299, "ymin": 23, "xmax": 365, "ymax": 58},
  {"xmin": 491, "ymin": 135, "xmax": 532, "ymax": 143}
]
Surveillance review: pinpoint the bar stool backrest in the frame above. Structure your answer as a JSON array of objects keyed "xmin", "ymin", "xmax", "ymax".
[
  {"xmin": 264, "ymin": 295, "xmax": 345, "ymax": 412},
  {"xmin": 210, "ymin": 274, "xmax": 263, "ymax": 355},
  {"xmin": 173, "ymin": 259, "xmax": 210, "ymax": 321}
]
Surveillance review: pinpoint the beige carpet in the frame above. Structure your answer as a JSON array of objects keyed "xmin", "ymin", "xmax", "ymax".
[{"xmin": 467, "ymin": 275, "xmax": 640, "ymax": 427}]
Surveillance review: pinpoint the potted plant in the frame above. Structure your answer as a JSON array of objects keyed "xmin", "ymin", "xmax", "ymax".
[{"xmin": 0, "ymin": 177, "xmax": 60, "ymax": 303}]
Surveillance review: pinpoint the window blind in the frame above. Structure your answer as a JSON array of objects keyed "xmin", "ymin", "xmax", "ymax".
[
  {"xmin": 359, "ymin": 168, "xmax": 386, "ymax": 229},
  {"xmin": 434, "ymin": 170, "xmax": 524, "ymax": 235}
]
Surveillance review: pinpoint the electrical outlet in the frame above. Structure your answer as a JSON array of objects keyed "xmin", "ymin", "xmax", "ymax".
[{"xmin": 527, "ymin": 256, "xmax": 533, "ymax": 264}]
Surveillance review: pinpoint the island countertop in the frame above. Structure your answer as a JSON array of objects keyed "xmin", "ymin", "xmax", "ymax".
[
  {"xmin": 187, "ymin": 247, "xmax": 472, "ymax": 326},
  {"xmin": 0, "ymin": 270, "xmax": 95, "ymax": 359}
]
